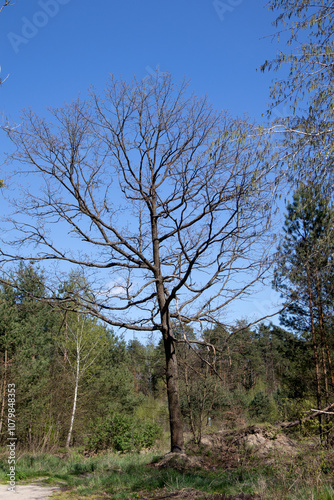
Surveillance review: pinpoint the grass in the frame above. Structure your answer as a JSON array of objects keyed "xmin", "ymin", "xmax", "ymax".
[
  {"xmin": 0, "ymin": 451, "xmax": 244, "ymax": 498},
  {"xmin": 1, "ymin": 437, "xmax": 334, "ymax": 499},
  {"xmin": 0, "ymin": 449, "xmax": 262, "ymax": 498}
]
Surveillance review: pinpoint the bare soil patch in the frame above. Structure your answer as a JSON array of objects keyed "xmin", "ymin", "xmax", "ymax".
[
  {"xmin": 0, "ymin": 484, "xmax": 60, "ymax": 499},
  {"xmin": 200, "ymin": 424, "xmax": 297, "ymax": 457},
  {"xmin": 179, "ymin": 424, "xmax": 298, "ymax": 470}
]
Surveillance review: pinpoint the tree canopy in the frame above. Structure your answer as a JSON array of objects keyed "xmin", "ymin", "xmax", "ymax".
[
  {"xmin": 2, "ymin": 73, "xmax": 277, "ymax": 451},
  {"xmin": 263, "ymin": 0, "xmax": 334, "ymax": 184}
]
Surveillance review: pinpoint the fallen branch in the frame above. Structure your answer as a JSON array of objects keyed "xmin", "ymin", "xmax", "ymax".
[
  {"xmin": 310, "ymin": 409, "xmax": 334, "ymax": 415},
  {"xmin": 280, "ymin": 402, "xmax": 334, "ymax": 429}
]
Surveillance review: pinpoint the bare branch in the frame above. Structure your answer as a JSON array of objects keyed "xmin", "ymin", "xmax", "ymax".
[{"xmin": 2, "ymin": 74, "xmax": 279, "ymax": 452}]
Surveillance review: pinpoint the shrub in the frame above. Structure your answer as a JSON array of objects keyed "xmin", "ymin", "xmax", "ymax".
[
  {"xmin": 86, "ymin": 413, "xmax": 161, "ymax": 452},
  {"xmin": 248, "ymin": 391, "xmax": 276, "ymax": 422}
]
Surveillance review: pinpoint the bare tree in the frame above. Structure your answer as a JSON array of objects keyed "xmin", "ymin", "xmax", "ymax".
[{"xmin": 2, "ymin": 74, "xmax": 276, "ymax": 452}]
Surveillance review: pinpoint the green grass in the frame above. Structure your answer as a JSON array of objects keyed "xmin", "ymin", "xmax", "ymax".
[
  {"xmin": 0, "ymin": 449, "xmax": 264, "ymax": 498},
  {"xmin": 1, "ymin": 442, "xmax": 334, "ymax": 499}
]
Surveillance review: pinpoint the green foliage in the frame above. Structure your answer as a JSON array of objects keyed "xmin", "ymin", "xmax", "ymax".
[
  {"xmin": 0, "ymin": 259, "xmax": 332, "ymax": 451},
  {"xmin": 265, "ymin": 0, "xmax": 334, "ymax": 185},
  {"xmin": 0, "ymin": 264, "xmax": 148, "ymax": 450},
  {"xmin": 273, "ymin": 184, "xmax": 334, "ymax": 422},
  {"xmin": 175, "ymin": 319, "xmax": 326, "ymax": 433},
  {"xmin": 0, "ymin": 264, "xmax": 59, "ymax": 447},
  {"xmin": 248, "ymin": 391, "xmax": 277, "ymax": 423},
  {"xmin": 135, "ymin": 397, "xmax": 169, "ymax": 433},
  {"xmin": 86, "ymin": 413, "xmax": 161, "ymax": 452},
  {"xmin": 275, "ymin": 184, "xmax": 334, "ymax": 329}
]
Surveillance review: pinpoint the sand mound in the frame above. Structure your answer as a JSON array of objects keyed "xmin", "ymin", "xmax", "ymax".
[{"xmin": 200, "ymin": 425, "xmax": 297, "ymax": 458}]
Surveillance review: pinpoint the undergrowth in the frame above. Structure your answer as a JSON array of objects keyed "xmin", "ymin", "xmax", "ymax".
[{"xmin": 0, "ymin": 438, "xmax": 334, "ymax": 499}]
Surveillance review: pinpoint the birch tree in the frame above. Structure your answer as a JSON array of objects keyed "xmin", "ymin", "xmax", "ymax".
[
  {"xmin": 56, "ymin": 272, "xmax": 109, "ymax": 449},
  {"xmin": 263, "ymin": 0, "xmax": 334, "ymax": 185},
  {"xmin": 58, "ymin": 312, "xmax": 108, "ymax": 449},
  {"xmin": 2, "ymin": 74, "xmax": 276, "ymax": 452}
]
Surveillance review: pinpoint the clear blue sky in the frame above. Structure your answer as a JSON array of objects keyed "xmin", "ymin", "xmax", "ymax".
[
  {"xmin": 0, "ymin": 0, "xmax": 285, "ymax": 336},
  {"xmin": 0, "ymin": 1, "xmax": 280, "ymax": 119}
]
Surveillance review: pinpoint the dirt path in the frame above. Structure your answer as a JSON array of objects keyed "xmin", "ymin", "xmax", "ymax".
[{"xmin": 0, "ymin": 484, "xmax": 60, "ymax": 499}]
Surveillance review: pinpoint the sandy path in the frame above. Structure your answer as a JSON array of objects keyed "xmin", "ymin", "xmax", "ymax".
[{"xmin": 0, "ymin": 484, "xmax": 60, "ymax": 499}]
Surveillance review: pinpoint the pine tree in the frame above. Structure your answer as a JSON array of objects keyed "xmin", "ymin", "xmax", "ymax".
[
  {"xmin": 274, "ymin": 183, "xmax": 334, "ymax": 434},
  {"xmin": 0, "ymin": 264, "xmax": 59, "ymax": 448}
]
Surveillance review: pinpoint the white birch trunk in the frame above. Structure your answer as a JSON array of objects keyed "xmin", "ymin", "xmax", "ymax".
[{"xmin": 66, "ymin": 341, "xmax": 80, "ymax": 449}]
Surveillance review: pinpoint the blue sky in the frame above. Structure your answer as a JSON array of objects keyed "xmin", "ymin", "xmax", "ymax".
[
  {"xmin": 0, "ymin": 1, "xmax": 280, "ymax": 119},
  {"xmin": 0, "ymin": 0, "xmax": 286, "ymax": 337}
]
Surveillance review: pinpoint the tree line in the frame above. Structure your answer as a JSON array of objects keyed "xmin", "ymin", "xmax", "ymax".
[
  {"xmin": 1, "ymin": 183, "xmax": 334, "ymax": 451},
  {"xmin": 0, "ymin": 0, "xmax": 334, "ymax": 452}
]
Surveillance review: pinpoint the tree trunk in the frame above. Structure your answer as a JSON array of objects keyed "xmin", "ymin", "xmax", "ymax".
[
  {"xmin": 66, "ymin": 343, "xmax": 79, "ymax": 449},
  {"xmin": 184, "ymin": 361, "xmax": 197, "ymax": 443},
  {"xmin": 151, "ymin": 191, "xmax": 184, "ymax": 453},
  {"xmin": 315, "ymin": 268, "xmax": 334, "ymax": 389},
  {"xmin": 162, "ymin": 329, "xmax": 184, "ymax": 452},
  {"xmin": 323, "ymin": 326, "xmax": 334, "ymax": 390},
  {"xmin": 306, "ymin": 261, "xmax": 322, "ymax": 436}
]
